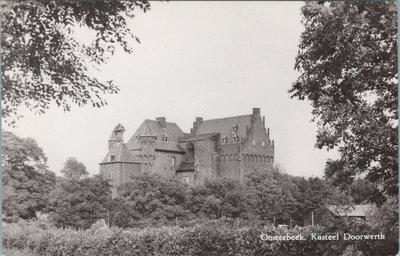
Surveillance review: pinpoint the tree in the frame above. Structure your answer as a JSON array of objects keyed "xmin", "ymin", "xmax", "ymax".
[
  {"xmin": 348, "ymin": 178, "xmax": 386, "ymax": 205},
  {"xmin": 47, "ymin": 175, "xmax": 111, "ymax": 229},
  {"xmin": 188, "ymin": 178, "xmax": 254, "ymax": 220},
  {"xmin": 245, "ymin": 169, "xmax": 297, "ymax": 224},
  {"xmin": 290, "ymin": 1, "xmax": 398, "ymax": 201},
  {"xmin": 2, "ymin": 131, "xmax": 56, "ymax": 220},
  {"xmin": 105, "ymin": 197, "xmax": 141, "ymax": 228},
  {"xmin": 61, "ymin": 157, "xmax": 88, "ymax": 179},
  {"xmin": 290, "ymin": 176, "xmax": 351, "ymax": 225},
  {"xmin": 1, "ymin": 0, "xmax": 150, "ymax": 124},
  {"xmin": 120, "ymin": 174, "xmax": 190, "ymax": 224}
]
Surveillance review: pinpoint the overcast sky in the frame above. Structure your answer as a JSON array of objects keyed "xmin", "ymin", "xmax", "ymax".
[{"xmin": 6, "ymin": 1, "xmax": 339, "ymax": 177}]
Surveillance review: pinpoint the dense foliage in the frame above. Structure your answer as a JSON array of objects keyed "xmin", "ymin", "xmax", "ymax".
[
  {"xmin": 3, "ymin": 214, "xmax": 398, "ymax": 256},
  {"xmin": 60, "ymin": 157, "xmax": 88, "ymax": 179},
  {"xmin": 99, "ymin": 171, "xmax": 350, "ymax": 229},
  {"xmin": 1, "ymin": 0, "xmax": 150, "ymax": 124},
  {"xmin": 290, "ymin": 1, "xmax": 398, "ymax": 201},
  {"xmin": 2, "ymin": 131, "xmax": 56, "ymax": 220},
  {"xmin": 47, "ymin": 176, "xmax": 111, "ymax": 229}
]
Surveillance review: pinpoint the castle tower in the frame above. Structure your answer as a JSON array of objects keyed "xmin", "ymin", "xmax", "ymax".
[
  {"xmin": 100, "ymin": 123, "xmax": 140, "ymax": 198},
  {"xmin": 138, "ymin": 123, "xmax": 157, "ymax": 171},
  {"xmin": 108, "ymin": 123, "xmax": 125, "ymax": 149}
]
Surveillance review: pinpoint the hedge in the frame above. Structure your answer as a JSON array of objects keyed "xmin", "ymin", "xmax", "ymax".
[{"xmin": 3, "ymin": 219, "xmax": 398, "ymax": 256}]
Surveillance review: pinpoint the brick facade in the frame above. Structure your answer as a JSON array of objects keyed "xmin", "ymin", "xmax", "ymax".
[{"xmin": 100, "ymin": 108, "xmax": 274, "ymax": 195}]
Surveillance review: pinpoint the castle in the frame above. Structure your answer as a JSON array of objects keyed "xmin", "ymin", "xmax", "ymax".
[{"xmin": 99, "ymin": 108, "xmax": 274, "ymax": 197}]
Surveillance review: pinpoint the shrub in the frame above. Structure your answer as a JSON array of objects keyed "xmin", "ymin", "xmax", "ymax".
[{"xmin": 3, "ymin": 219, "xmax": 398, "ymax": 256}]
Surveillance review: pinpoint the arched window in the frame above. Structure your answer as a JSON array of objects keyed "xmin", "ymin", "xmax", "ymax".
[
  {"xmin": 222, "ymin": 136, "xmax": 228, "ymax": 144},
  {"xmin": 233, "ymin": 134, "xmax": 239, "ymax": 143}
]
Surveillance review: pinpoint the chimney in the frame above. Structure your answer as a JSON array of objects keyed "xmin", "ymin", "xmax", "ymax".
[
  {"xmin": 156, "ymin": 117, "xmax": 166, "ymax": 128},
  {"xmin": 252, "ymin": 108, "xmax": 260, "ymax": 116},
  {"xmin": 192, "ymin": 117, "xmax": 203, "ymax": 134}
]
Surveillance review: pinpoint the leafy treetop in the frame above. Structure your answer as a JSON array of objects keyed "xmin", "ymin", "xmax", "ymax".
[
  {"xmin": 1, "ymin": 0, "xmax": 150, "ymax": 125},
  {"xmin": 290, "ymin": 1, "xmax": 398, "ymax": 200},
  {"xmin": 61, "ymin": 157, "xmax": 88, "ymax": 179}
]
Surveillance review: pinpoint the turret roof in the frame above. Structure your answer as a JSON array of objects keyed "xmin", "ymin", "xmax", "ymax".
[
  {"xmin": 100, "ymin": 142, "xmax": 137, "ymax": 164},
  {"xmin": 109, "ymin": 123, "xmax": 125, "ymax": 140}
]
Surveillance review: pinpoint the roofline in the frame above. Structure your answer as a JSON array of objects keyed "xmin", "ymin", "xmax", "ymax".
[
  {"xmin": 99, "ymin": 161, "xmax": 140, "ymax": 165},
  {"xmin": 200, "ymin": 114, "xmax": 252, "ymax": 123},
  {"xmin": 144, "ymin": 119, "xmax": 181, "ymax": 127},
  {"xmin": 155, "ymin": 149, "xmax": 185, "ymax": 154}
]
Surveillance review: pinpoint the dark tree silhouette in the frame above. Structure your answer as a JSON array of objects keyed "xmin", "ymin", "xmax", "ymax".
[{"xmin": 1, "ymin": 0, "xmax": 150, "ymax": 124}]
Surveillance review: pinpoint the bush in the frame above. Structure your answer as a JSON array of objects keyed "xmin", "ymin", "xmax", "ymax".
[{"xmin": 3, "ymin": 219, "xmax": 398, "ymax": 256}]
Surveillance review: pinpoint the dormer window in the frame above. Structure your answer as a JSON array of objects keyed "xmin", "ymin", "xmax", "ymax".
[
  {"xmin": 232, "ymin": 125, "xmax": 238, "ymax": 133},
  {"xmin": 222, "ymin": 136, "xmax": 228, "ymax": 144},
  {"xmin": 162, "ymin": 134, "xmax": 168, "ymax": 141},
  {"xmin": 135, "ymin": 133, "xmax": 140, "ymax": 140},
  {"xmin": 233, "ymin": 134, "xmax": 239, "ymax": 143},
  {"xmin": 110, "ymin": 155, "xmax": 115, "ymax": 161}
]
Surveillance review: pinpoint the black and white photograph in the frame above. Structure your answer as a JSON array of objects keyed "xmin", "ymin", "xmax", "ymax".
[{"xmin": 1, "ymin": 1, "xmax": 398, "ymax": 255}]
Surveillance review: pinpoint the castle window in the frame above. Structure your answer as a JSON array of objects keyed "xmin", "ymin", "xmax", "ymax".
[
  {"xmin": 222, "ymin": 136, "xmax": 228, "ymax": 144},
  {"xmin": 108, "ymin": 173, "xmax": 111, "ymax": 179},
  {"xmin": 110, "ymin": 155, "xmax": 115, "ymax": 162},
  {"xmin": 232, "ymin": 125, "xmax": 238, "ymax": 133},
  {"xmin": 171, "ymin": 156, "xmax": 176, "ymax": 167},
  {"xmin": 233, "ymin": 134, "xmax": 239, "ymax": 143}
]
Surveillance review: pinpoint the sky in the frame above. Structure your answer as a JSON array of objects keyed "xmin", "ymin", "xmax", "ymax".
[{"xmin": 6, "ymin": 1, "xmax": 339, "ymax": 177}]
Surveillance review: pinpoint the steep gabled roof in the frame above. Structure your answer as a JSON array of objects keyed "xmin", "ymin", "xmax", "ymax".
[
  {"xmin": 140, "ymin": 123, "xmax": 155, "ymax": 137},
  {"xmin": 327, "ymin": 205, "xmax": 376, "ymax": 217},
  {"xmin": 129, "ymin": 119, "xmax": 185, "ymax": 143},
  {"xmin": 194, "ymin": 115, "xmax": 252, "ymax": 139},
  {"xmin": 101, "ymin": 142, "xmax": 137, "ymax": 164}
]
